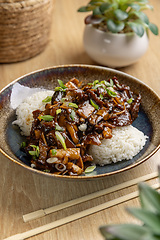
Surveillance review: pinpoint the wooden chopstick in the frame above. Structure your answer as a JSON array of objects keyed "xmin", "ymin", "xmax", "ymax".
[
  {"xmin": 3, "ymin": 182, "xmax": 160, "ymax": 240},
  {"xmin": 23, "ymin": 171, "xmax": 158, "ymax": 222}
]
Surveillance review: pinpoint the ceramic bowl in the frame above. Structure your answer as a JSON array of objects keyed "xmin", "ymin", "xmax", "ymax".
[
  {"xmin": 0, "ymin": 65, "xmax": 160, "ymax": 180},
  {"xmin": 83, "ymin": 25, "xmax": 149, "ymax": 68}
]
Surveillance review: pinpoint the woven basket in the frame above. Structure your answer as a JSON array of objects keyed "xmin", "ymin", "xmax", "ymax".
[{"xmin": 0, "ymin": 0, "xmax": 54, "ymax": 63}]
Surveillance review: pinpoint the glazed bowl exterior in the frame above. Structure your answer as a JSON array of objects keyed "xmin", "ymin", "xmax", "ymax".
[{"xmin": 83, "ymin": 25, "xmax": 149, "ymax": 68}]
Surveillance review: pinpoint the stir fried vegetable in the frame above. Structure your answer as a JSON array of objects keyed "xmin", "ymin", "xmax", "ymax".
[{"xmin": 22, "ymin": 77, "xmax": 141, "ymax": 176}]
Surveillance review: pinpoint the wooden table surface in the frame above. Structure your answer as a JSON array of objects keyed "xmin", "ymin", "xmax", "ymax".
[{"xmin": 0, "ymin": 0, "xmax": 160, "ymax": 239}]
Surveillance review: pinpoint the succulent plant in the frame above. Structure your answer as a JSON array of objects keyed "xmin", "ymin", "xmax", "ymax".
[
  {"xmin": 78, "ymin": 0, "xmax": 159, "ymax": 37},
  {"xmin": 99, "ymin": 173, "xmax": 160, "ymax": 240}
]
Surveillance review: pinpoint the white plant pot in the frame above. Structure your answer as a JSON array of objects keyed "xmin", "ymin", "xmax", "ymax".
[{"xmin": 83, "ymin": 24, "xmax": 149, "ymax": 68}]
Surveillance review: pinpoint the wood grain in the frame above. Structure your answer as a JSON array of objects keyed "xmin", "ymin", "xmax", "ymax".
[
  {"xmin": 0, "ymin": 0, "xmax": 160, "ymax": 239},
  {"xmin": 23, "ymin": 171, "xmax": 158, "ymax": 222},
  {"xmin": 3, "ymin": 183, "xmax": 160, "ymax": 240}
]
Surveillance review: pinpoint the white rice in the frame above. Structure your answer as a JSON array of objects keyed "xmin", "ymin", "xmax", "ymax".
[
  {"xmin": 88, "ymin": 125, "xmax": 148, "ymax": 165},
  {"xmin": 12, "ymin": 90, "xmax": 54, "ymax": 136}
]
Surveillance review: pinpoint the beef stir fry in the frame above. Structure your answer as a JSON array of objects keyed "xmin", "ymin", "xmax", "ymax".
[{"xmin": 23, "ymin": 77, "xmax": 141, "ymax": 176}]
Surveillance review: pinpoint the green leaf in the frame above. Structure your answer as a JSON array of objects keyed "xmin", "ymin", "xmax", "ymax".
[
  {"xmin": 136, "ymin": 0, "xmax": 149, "ymax": 3},
  {"xmin": 93, "ymin": 6, "xmax": 101, "ymax": 15},
  {"xmin": 114, "ymin": 9, "xmax": 128, "ymax": 21},
  {"xmin": 127, "ymin": 207, "xmax": 160, "ymax": 235},
  {"xmin": 90, "ymin": 99, "xmax": 99, "ymax": 110},
  {"xmin": 39, "ymin": 115, "xmax": 54, "ymax": 122},
  {"xmin": 138, "ymin": 182, "xmax": 160, "ymax": 213},
  {"xmin": 127, "ymin": 21, "xmax": 145, "ymax": 37},
  {"xmin": 89, "ymin": 0, "xmax": 98, "ymax": 4},
  {"xmin": 77, "ymin": 6, "xmax": 90, "ymax": 12},
  {"xmin": 55, "ymin": 131, "xmax": 66, "ymax": 150},
  {"xmin": 144, "ymin": 4, "xmax": 154, "ymax": 10},
  {"xmin": 134, "ymin": 11, "xmax": 149, "ymax": 25},
  {"xmin": 107, "ymin": 19, "xmax": 125, "ymax": 33},
  {"xmin": 89, "ymin": 0, "xmax": 102, "ymax": 4},
  {"xmin": 128, "ymin": 3, "xmax": 140, "ymax": 11},
  {"xmin": 149, "ymin": 23, "xmax": 159, "ymax": 35},
  {"xmin": 99, "ymin": 2, "xmax": 111, "ymax": 13},
  {"xmin": 99, "ymin": 224, "xmax": 152, "ymax": 240}
]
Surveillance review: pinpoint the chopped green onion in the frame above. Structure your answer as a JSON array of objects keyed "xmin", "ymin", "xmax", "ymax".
[
  {"xmin": 92, "ymin": 83, "xmax": 103, "ymax": 89},
  {"xmin": 29, "ymin": 145, "xmax": 39, "ymax": 158},
  {"xmin": 99, "ymin": 93, "xmax": 104, "ymax": 100},
  {"xmin": 101, "ymin": 79, "xmax": 114, "ymax": 87},
  {"xmin": 61, "ymin": 97, "xmax": 67, "ymax": 102},
  {"xmin": 36, "ymin": 147, "xmax": 39, "ymax": 157},
  {"xmin": 88, "ymin": 83, "xmax": 93, "ymax": 85},
  {"xmin": 127, "ymin": 98, "xmax": 133, "ymax": 104},
  {"xmin": 30, "ymin": 144, "xmax": 37, "ymax": 149},
  {"xmin": 70, "ymin": 109, "xmax": 75, "ymax": 120},
  {"xmin": 56, "ymin": 109, "xmax": 61, "ymax": 115},
  {"xmin": 101, "ymin": 80, "xmax": 109, "ymax": 87},
  {"xmin": 43, "ymin": 169, "xmax": 50, "ymax": 173},
  {"xmin": 51, "ymin": 149, "xmax": 57, "ymax": 156},
  {"xmin": 29, "ymin": 151, "xmax": 36, "ymax": 156},
  {"xmin": 109, "ymin": 78, "xmax": 114, "ymax": 87},
  {"xmin": 39, "ymin": 115, "xmax": 54, "ymax": 121},
  {"xmin": 85, "ymin": 165, "xmax": 96, "ymax": 173},
  {"xmin": 106, "ymin": 88, "xmax": 117, "ymax": 97},
  {"xmin": 55, "ymin": 131, "xmax": 66, "ymax": 150},
  {"xmin": 90, "ymin": 99, "xmax": 99, "ymax": 110},
  {"xmin": 42, "ymin": 96, "xmax": 52, "ymax": 103},
  {"xmin": 54, "ymin": 86, "xmax": 66, "ymax": 92},
  {"xmin": 21, "ymin": 141, "xmax": 26, "ymax": 148},
  {"xmin": 55, "ymin": 123, "xmax": 64, "ymax": 131},
  {"xmin": 116, "ymin": 83, "xmax": 121, "ymax": 89},
  {"xmin": 68, "ymin": 102, "xmax": 78, "ymax": 108},
  {"xmin": 93, "ymin": 80, "xmax": 99, "ymax": 86},
  {"xmin": 58, "ymin": 79, "xmax": 67, "ymax": 89}
]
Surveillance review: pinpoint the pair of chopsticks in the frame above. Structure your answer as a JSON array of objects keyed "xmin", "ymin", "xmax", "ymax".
[{"xmin": 3, "ymin": 171, "xmax": 159, "ymax": 240}]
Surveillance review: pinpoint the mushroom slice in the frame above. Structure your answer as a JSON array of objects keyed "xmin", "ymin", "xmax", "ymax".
[
  {"xmin": 65, "ymin": 78, "xmax": 79, "ymax": 89},
  {"xmin": 66, "ymin": 122, "xmax": 79, "ymax": 144},
  {"xmin": 76, "ymin": 156, "xmax": 84, "ymax": 170},
  {"xmin": 49, "ymin": 148, "xmax": 81, "ymax": 161},
  {"xmin": 38, "ymin": 139, "xmax": 49, "ymax": 164},
  {"xmin": 67, "ymin": 162, "xmax": 83, "ymax": 175},
  {"xmin": 102, "ymin": 127, "xmax": 112, "ymax": 139},
  {"xmin": 82, "ymin": 133, "xmax": 102, "ymax": 146},
  {"xmin": 77, "ymin": 101, "xmax": 95, "ymax": 119}
]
